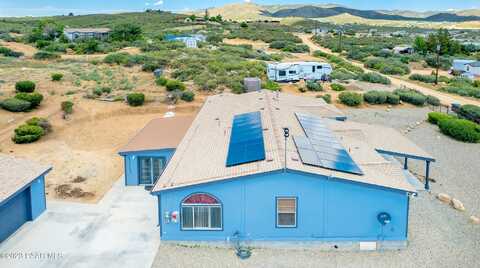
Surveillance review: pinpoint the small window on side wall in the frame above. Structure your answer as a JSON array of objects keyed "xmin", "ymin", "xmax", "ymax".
[{"xmin": 276, "ymin": 197, "xmax": 297, "ymax": 228}]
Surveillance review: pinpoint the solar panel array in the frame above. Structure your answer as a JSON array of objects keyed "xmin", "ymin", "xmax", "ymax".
[
  {"xmin": 226, "ymin": 112, "xmax": 266, "ymax": 167},
  {"xmin": 294, "ymin": 113, "xmax": 363, "ymax": 175}
]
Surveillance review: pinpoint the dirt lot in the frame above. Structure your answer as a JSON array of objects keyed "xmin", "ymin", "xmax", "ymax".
[{"xmin": 0, "ymin": 49, "xmax": 204, "ymax": 203}]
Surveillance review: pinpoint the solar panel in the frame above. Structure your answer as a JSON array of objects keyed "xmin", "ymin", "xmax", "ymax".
[
  {"xmin": 226, "ymin": 111, "xmax": 266, "ymax": 167},
  {"xmin": 294, "ymin": 113, "xmax": 363, "ymax": 175}
]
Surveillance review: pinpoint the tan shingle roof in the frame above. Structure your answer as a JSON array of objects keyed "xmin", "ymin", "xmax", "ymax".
[
  {"xmin": 153, "ymin": 91, "xmax": 425, "ymax": 193},
  {"xmin": 0, "ymin": 154, "xmax": 51, "ymax": 204},
  {"xmin": 118, "ymin": 116, "xmax": 195, "ymax": 154}
]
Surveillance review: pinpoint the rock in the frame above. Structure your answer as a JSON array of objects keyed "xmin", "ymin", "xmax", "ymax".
[
  {"xmin": 437, "ymin": 193, "xmax": 452, "ymax": 204},
  {"xmin": 470, "ymin": 216, "xmax": 480, "ymax": 224},
  {"xmin": 451, "ymin": 198, "xmax": 466, "ymax": 211},
  {"xmin": 416, "ymin": 121, "xmax": 421, "ymax": 125},
  {"xmin": 387, "ymin": 105, "xmax": 392, "ymax": 109},
  {"xmin": 386, "ymin": 108, "xmax": 391, "ymax": 112}
]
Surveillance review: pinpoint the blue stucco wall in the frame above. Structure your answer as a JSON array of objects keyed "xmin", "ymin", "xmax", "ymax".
[
  {"xmin": 155, "ymin": 171, "xmax": 410, "ymax": 242},
  {"xmin": 121, "ymin": 149, "xmax": 175, "ymax": 186},
  {"xmin": 29, "ymin": 175, "xmax": 46, "ymax": 220}
]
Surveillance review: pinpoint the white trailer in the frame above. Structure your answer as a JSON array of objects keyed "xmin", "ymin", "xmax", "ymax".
[{"xmin": 267, "ymin": 61, "xmax": 332, "ymax": 82}]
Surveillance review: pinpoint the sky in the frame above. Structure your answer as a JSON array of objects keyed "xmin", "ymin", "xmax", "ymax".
[{"xmin": 0, "ymin": 0, "xmax": 479, "ymax": 17}]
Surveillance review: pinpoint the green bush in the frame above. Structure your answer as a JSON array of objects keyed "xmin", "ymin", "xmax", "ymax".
[
  {"xmin": 61, "ymin": 101, "xmax": 74, "ymax": 114},
  {"xmin": 181, "ymin": 91, "xmax": 195, "ymax": 102},
  {"xmin": 394, "ymin": 89, "xmax": 427, "ymax": 106},
  {"xmin": 155, "ymin": 76, "xmax": 168, "ymax": 86},
  {"xmin": 15, "ymin": 92, "xmax": 43, "ymax": 108},
  {"xmin": 306, "ymin": 81, "xmax": 322, "ymax": 91},
  {"xmin": 318, "ymin": 94, "xmax": 332, "ymax": 104},
  {"xmin": 12, "ymin": 124, "xmax": 45, "ymax": 144},
  {"xmin": 165, "ymin": 80, "xmax": 186, "ymax": 92},
  {"xmin": 459, "ymin": 104, "xmax": 480, "ymax": 123},
  {"xmin": 26, "ymin": 117, "xmax": 52, "ymax": 133},
  {"xmin": 359, "ymin": 73, "xmax": 391, "ymax": 85},
  {"xmin": 126, "ymin": 93, "xmax": 145, "ymax": 106},
  {"xmin": 427, "ymin": 112, "xmax": 456, "ymax": 125},
  {"xmin": 438, "ymin": 119, "xmax": 480, "ymax": 143},
  {"xmin": 33, "ymin": 51, "xmax": 60, "ymax": 60},
  {"xmin": 386, "ymin": 94, "xmax": 400, "ymax": 105},
  {"xmin": 0, "ymin": 98, "xmax": 31, "ymax": 112},
  {"xmin": 51, "ymin": 73, "xmax": 63, "ymax": 81},
  {"xmin": 409, "ymin": 74, "xmax": 437, "ymax": 84},
  {"xmin": 331, "ymin": 83, "xmax": 346, "ymax": 91},
  {"xmin": 364, "ymin": 57, "xmax": 410, "ymax": 75},
  {"xmin": 364, "ymin": 91, "xmax": 387, "ymax": 104},
  {"xmin": 104, "ymin": 52, "xmax": 130, "ymax": 65},
  {"xmin": 330, "ymin": 69, "xmax": 358, "ymax": 81},
  {"xmin": 426, "ymin": 95, "xmax": 441, "ymax": 106},
  {"xmin": 339, "ymin": 92, "xmax": 363, "ymax": 106},
  {"xmin": 15, "ymin": 80, "xmax": 36, "ymax": 93},
  {"xmin": 0, "ymin": 46, "xmax": 23, "ymax": 57},
  {"xmin": 262, "ymin": 80, "xmax": 280, "ymax": 91}
]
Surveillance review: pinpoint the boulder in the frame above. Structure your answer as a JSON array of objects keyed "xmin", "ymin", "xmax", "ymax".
[
  {"xmin": 437, "ymin": 193, "xmax": 451, "ymax": 204},
  {"xmin": 451, "ymin": 198, "xmax": 466, "ymax": 211},
  {"xmin": 470, "ymin": 216, "xmax": 480, "ymax": 224}
]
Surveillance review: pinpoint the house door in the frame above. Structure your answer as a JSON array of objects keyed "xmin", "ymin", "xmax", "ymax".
[{"xmin": 139, "ymin": 157, "xmax": 166, "ymax": 185}]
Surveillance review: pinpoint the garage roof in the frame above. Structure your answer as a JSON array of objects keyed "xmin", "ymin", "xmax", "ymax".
[
  {"xmin": 118, "ymin": 116, "xmax": 195, "ymax": 155},
  {"xmin": 0, "ymin": 154, "xmax": 51, "ymax": 205}
]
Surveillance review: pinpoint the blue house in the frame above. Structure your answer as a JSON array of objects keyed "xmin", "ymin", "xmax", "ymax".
[
  {"xmin": 150, "ymin": 91, "xmax": 434, "ymax": 247},
  {"xmin": 118, "ymin": 116, "xmax": 193, "ymax": 186},
  {"xmin": 0, "ymin": 154, "xmax": 51, "ymax": 243}
]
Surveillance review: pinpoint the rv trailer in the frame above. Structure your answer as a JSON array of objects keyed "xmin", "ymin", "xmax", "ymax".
[{"xmin": 267, "ymin": 61, "xmax": 332, "ymax": 82}]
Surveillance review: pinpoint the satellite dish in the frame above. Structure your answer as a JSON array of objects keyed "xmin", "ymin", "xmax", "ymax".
[{"xmin": 377, "ymin": 212, "xmax": 391, "ymax": 226}]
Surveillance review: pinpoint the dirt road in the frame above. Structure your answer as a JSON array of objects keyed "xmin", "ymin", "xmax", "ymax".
[{"xmin": 297, "ymin": 33, "xmax": 480, "ymax": 106}]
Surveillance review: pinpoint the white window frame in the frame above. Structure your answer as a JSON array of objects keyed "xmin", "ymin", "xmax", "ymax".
[
  {"xmin": 276, "ymin": 197, "xmax": 297, "ymax": 228},
  {"xmin": 181, "ymin": 203, "xmax": 222, "ymax": 231}
]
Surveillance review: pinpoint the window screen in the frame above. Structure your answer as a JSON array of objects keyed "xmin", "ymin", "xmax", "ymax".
[{"xmin": 277, "ymin": 198, "xmax": 297, "ymax": 227}]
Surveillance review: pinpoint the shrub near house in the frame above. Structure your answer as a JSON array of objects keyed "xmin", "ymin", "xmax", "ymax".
[
  {"xmin": 338, "ymin": 92, "xmax": 363, "ymax": 106},
  {"xmin": 12, "ymin": 117, "xmax": 51, "ymax": 144}
]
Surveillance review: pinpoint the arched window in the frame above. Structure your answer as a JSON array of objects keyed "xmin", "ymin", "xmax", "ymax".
[{"xmin": 181, "ymin": 193, "xmax": 222, "ymax": 230}]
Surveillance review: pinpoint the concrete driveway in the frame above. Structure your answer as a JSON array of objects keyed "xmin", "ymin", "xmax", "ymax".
[{"xmin": 0, "ymin": 178, "xmax": 160, "ymax": 268}]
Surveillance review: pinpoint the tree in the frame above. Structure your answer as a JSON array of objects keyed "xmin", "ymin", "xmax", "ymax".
[
  {"xmin": 188, "ymin": 14, "xmax": 197, "ymax": 21},
  {"xmin": 240, "ymin": 22, "xmax": 248, "ymax": 28},
  {"xmin": 111, "ymin": 24, "xmax": 143, "ymax": 42},
  {"xmin": 28, "ymin": 19, "xmax": 64, "ymax": 43},
  {"xmin": 68, "ymin": 12, "xmax": 74, "ymax": 16},
  {"xmin": 413, "ymin": 36, "xmax": 428, "ymax": 55}
]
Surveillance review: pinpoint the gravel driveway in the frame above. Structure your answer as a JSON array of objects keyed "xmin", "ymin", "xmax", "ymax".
[{"xmin": 152, "ymin": 107, "xmax": 480, "ymax": 268}]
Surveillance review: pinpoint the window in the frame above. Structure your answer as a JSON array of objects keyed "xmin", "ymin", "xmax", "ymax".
[
  {"xmin": 276, "ymin": 197, "xmax": 297, "ymax": 228},
  {"xmin": 138, "ymin": 157, "xmax": 166, "ymax": 185},
  {"xmin": 181, "ymin": 193, "xmax": 222, "ymax": 230},
  {"xmin": 289, "ymin": 70, "xmax": 297, "ymax": 74},
  {"xmin": 279, "ymin": 70, "xmax": 286, "ymax": 76},
  {"xmin": 317, "ymin": 65, "xmax": 323, "ymax": 70},
  {"xmin": 312, "ymin": 66, "xmax": 316, "ymax": 73}
]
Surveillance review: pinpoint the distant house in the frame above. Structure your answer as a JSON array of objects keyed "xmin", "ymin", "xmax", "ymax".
[
  {"xmin": 164, "ymin": 34, "xmax": 207, "ymax": 48},
  {"xmin": 465, "ymin": 61, "xmax": 480, "ymax": 78},
  {"xmin": 452, "ymin": 59, "xmax": 476, "ymax": 73},
  {"xmin": 149, "ymin": 91, "xmax": 434, "ymax": 246},
  {"xmin": 0, "ymin": 154, "xmax": 51, "ymax": 243},
  {"xmin": 63, "ymin": 28, "xmax": 111, "ymax": 42},
  {"xmin": 393, "ymin": 46, "xmax": 414, "ymax": 55},
  {"xmin": 118, "ymin": 116, "xmax": 194, "ymax": 186}
]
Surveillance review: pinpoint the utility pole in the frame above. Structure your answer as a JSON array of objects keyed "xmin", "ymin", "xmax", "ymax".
[
  {"xmin": 283, "ymin": 128, "xmax": 289, "ymax": 173},
  {"xmin": 435, "ymin": 44, "xmax": 441, "ymax": 85},
  {"xmin": 338, "ymin": 27, "xmax": 343, "ymax": 52}
]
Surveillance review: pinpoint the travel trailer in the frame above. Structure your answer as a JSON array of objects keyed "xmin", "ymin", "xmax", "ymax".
[{"xmin": 267, "ymin": 61, "xmax": 332, "ymax": 82}]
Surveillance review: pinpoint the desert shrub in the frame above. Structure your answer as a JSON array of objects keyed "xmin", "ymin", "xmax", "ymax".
[
  {"xmin": 15, "ymin": 92, "xmax": 44, "ymax": 108},
  {"xmin": 306, "ymin": 81, "xmax": 322, "ymax": 91},
  {"xmin": 93, "ymin": 88, "xmax": 103, "ymax": 96},
  {"xmin": 318, "ymin": 94, "xmax": 332, "ymax": 104},
  {"xmin": 181, "ymin": 90, "xmax": 195, "ymax": 102},
  {"xmin": 409, "ymin": 74, "xmax": 436, "ymax": 84},
  {"xmin": 26, "ymin": 117, "xmax": 52, "ymax": 133},
  {"xmin": 100, "ymin": 87, "xmax": 112, "ymax": 94},
  {"xmin": 51, "ymin": 73, "xmax": 63, "ymax": 81},
  {"xmin": 0, "ymin": 46, "xmax": 23, "ymax": 57},
  {"xmin": 459, "ymin": 104, "xmax": 480, "ymax": 123},
  {"xmin": 262, "ymin": 80, "xmax": 280, "ymax": 91},
  {"xmin": 364, "ymin": 57, "xmax": 410, "ymax": 75},
  {"xmin": 330, "ymin": 68, "xmax": 357, "ymax": 81},
  {"xmin": 141, "ymin": 61, "xmax": 163, "ymax": 72},
  {"xmin": 441, "ymin": 83, "xmax": 480, "ymax": 99},
  {"xmin": 426, "ymin": 95, "xmax": 441, "ymax": 106},
  {"xmin": 126, "ymin": 92, "xmax": 145, "ymax": 106},
  {"xmin": 359, "ymin": 72, "xmax": 391, "ymax": 85},
  {"xmin": 438, "ymin": 119, "xmax": 480, "ymax": 143},
  {"xmin": 298, "ymin": 86, "xmax": 307, "ymax": 93},
  {"xmin": 0, "ymin": 98, "xmax": 31, "ymax": 112},
  {"xmin": 339, "ymin": 92, "xmax": 363, "ymax": 106},
  {"xmin": 166, "ymin": 80, "xmax": 186, "ymax": 92},
  {"xmin": 364, "ymin": 91, "xmax": 387, "ymax": 104},
  {"xmin": 427, "ymin": 112, "xmax": 456, "ymax": 125},
  {"xmin": 61, "ymin": 101, "xmax": 74, "ymax": 114},
  {"xmin": 12, "ymin": 124, "xmax": 45, "ymax": 144},
  {"xmin": 269, "ymin": 41, "xmax": 288, "ymax": 49},
  {"xmin": 425, "ymin": 55, "xmax": 452, "ymax": 70},
  {"xmin": 155, "ymin": 76, "xmax": 168, "ymax": 86},
  {"xmin": 386, "ymin": 94, "xmax": 400, "ymax": 105},
  {"xmin": 15, "ymin": 80, "xmax": 36, "ymax": 93},
  {"xmin": 33, "ymin": 51, "xmax": 60, "ymax": 60},
  {"xmin": 331, "ymin": 83, "xmax": 346, "ymax": 91},
  {"xmin": 394, "ymin": 89, "xmax": 427, "ymax": 106},
  {"xmin": 104, "ymin": 52, "xmax": 130, "ymax": 65}
]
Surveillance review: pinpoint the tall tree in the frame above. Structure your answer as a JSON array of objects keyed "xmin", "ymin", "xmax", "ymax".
[{"xmin": 413, "ymin": 36, "xmax": 428, "ymax": 55}]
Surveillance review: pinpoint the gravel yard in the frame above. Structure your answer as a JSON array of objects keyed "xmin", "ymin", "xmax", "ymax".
[{"xmin": 152, "ymin": 107, "xmax": 480, "ymax": 268}]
